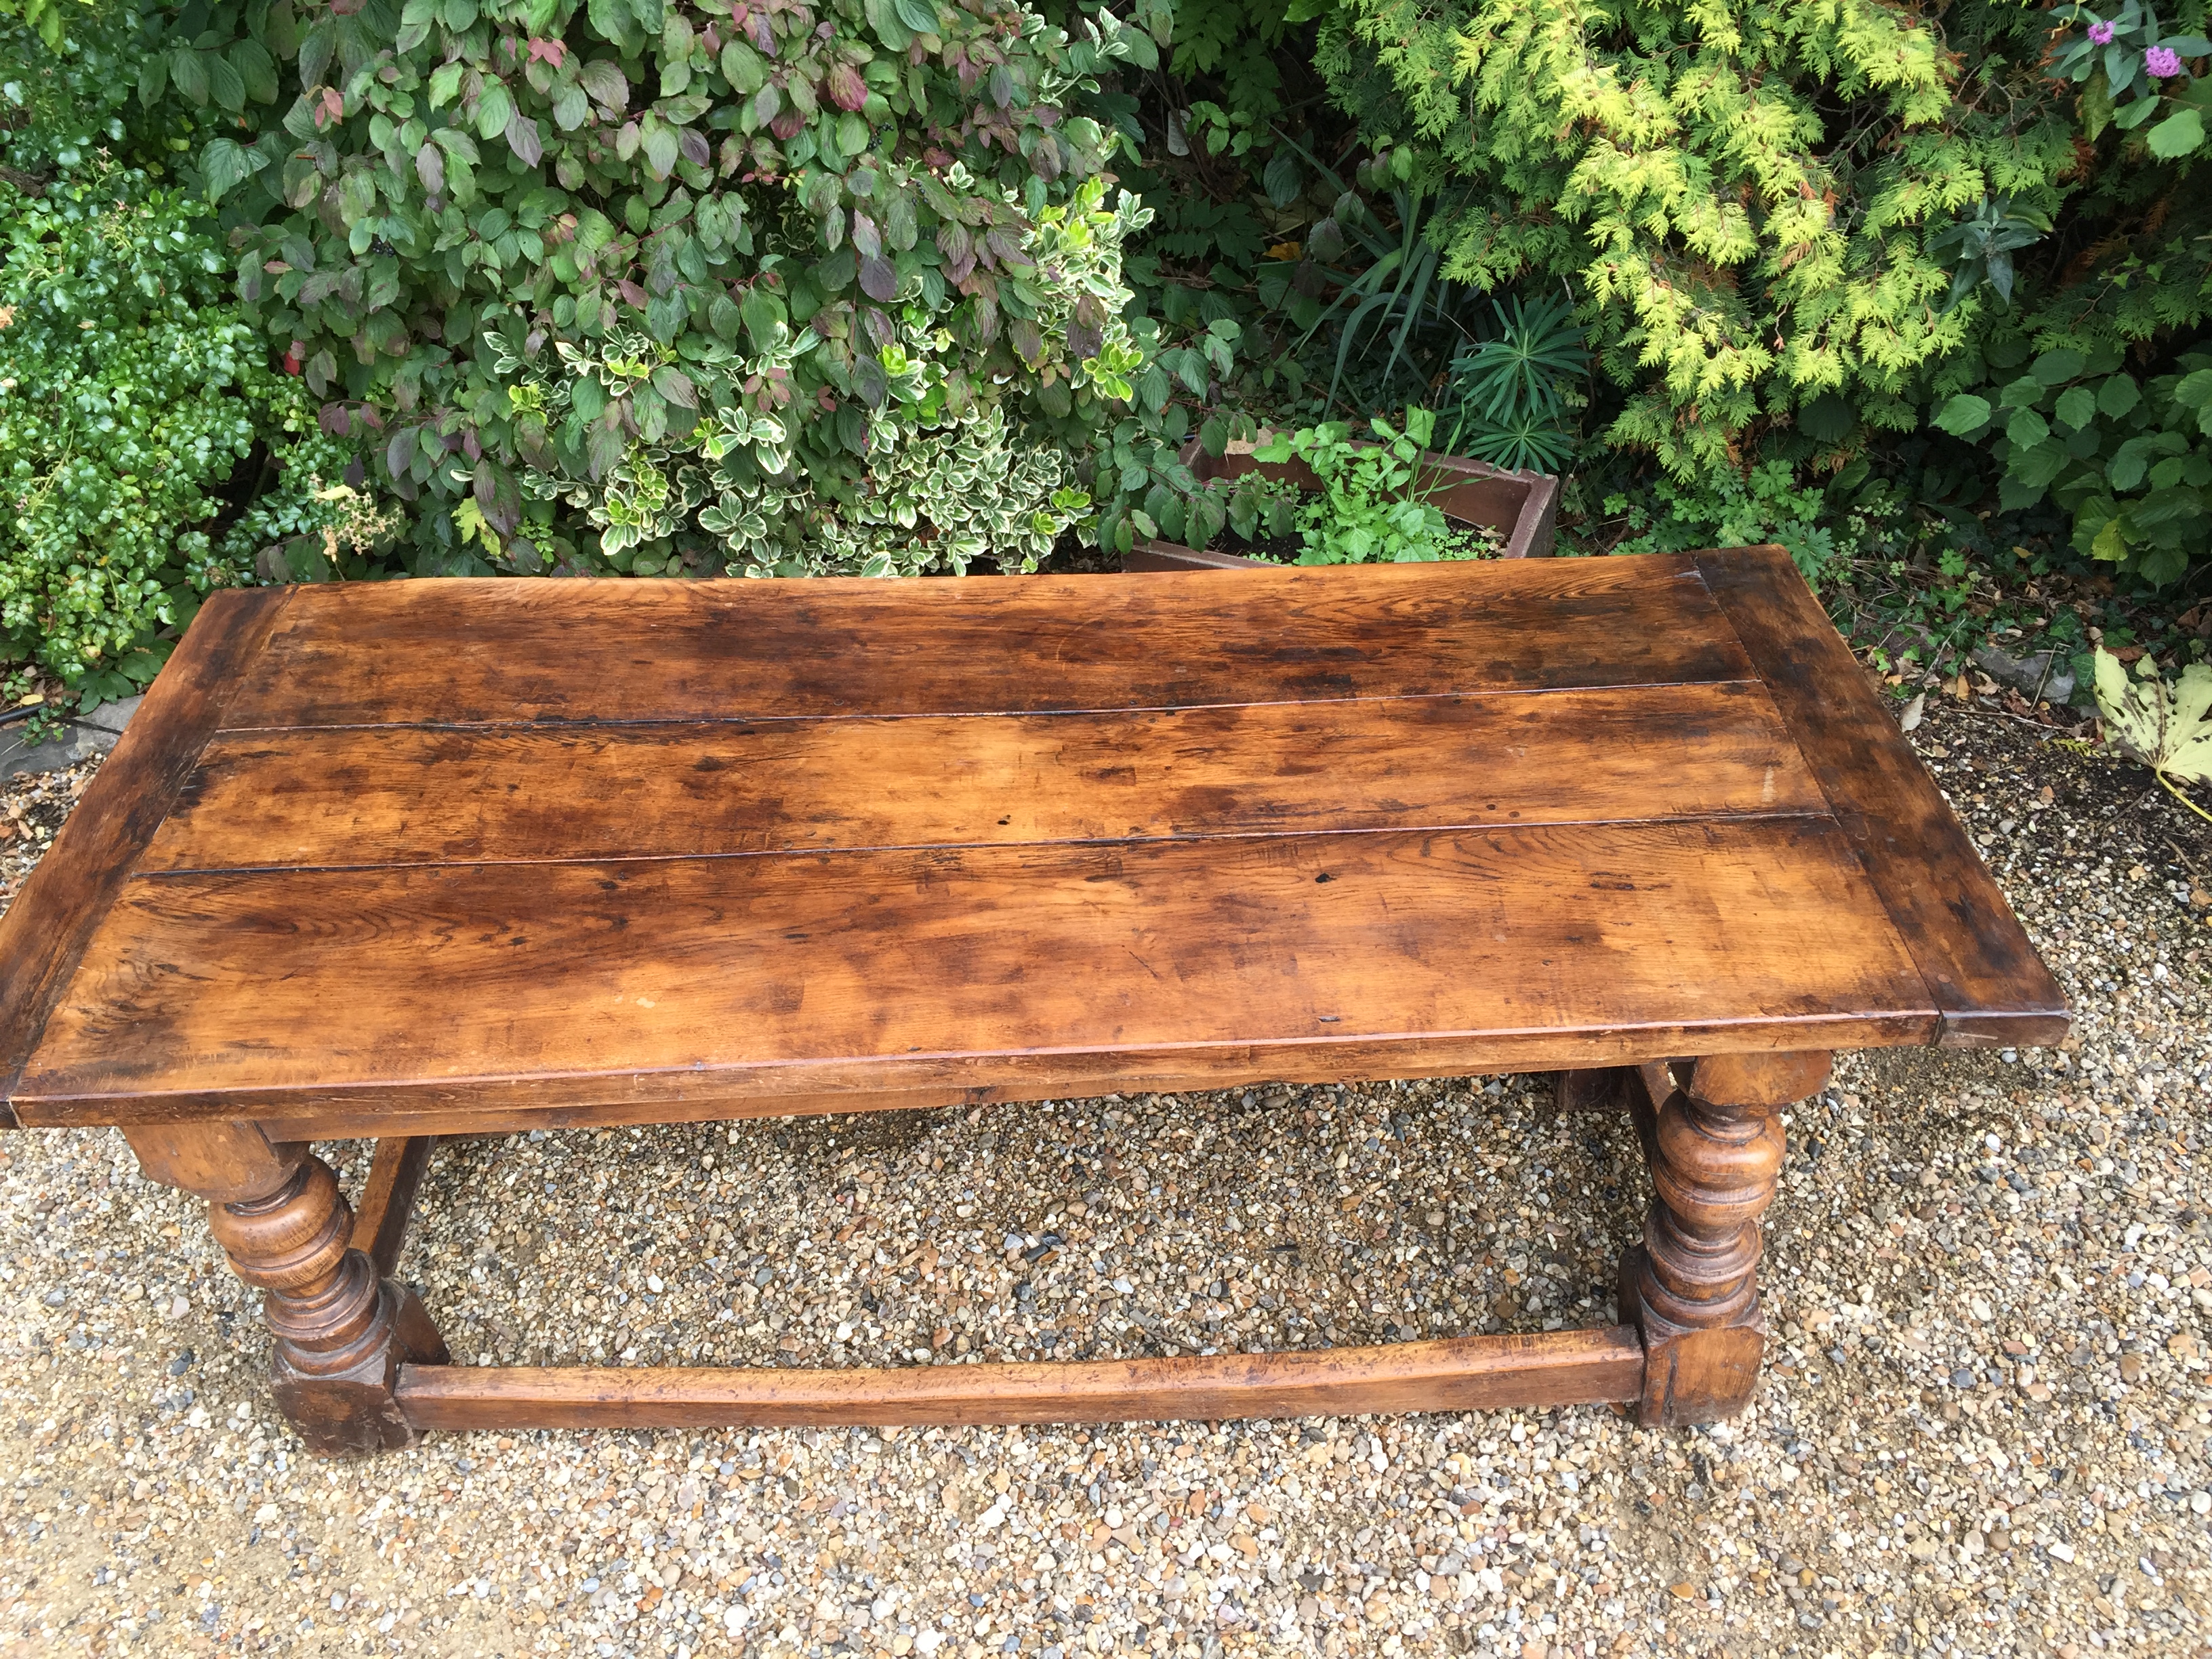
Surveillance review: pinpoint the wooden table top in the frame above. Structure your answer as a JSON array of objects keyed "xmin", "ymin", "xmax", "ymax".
[{"xmin": 0, "ymin": 548, "xmax": 2064, "ymax": 1136}]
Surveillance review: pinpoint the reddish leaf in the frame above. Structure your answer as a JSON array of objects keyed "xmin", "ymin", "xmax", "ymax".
[
  {"xmin": 1066, "ymin": 294, "xmax": 1103, "ymax": 363},
  {"xmin": 859, "ymin": 253, "xmax": 897, "ymax": 302},
  {"xmin": 384, "ymin": 424, "xmax": 419, "ymax": 479},
  {"xmin": 937, "ymin": 222, "xmax": 974, "ymax": 283},
  {"xmin": 825, "ymin": 63, "xmax": 867, "ymax": 111},
  {"xmin": 579, "ymin": 58, "xmax": 628, "ymax": 114},
  {"xmin": 506, "ymin": 110, "xmax": 544, "ymax": 168}
]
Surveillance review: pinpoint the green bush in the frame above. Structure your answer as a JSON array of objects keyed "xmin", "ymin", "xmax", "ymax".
[
  {"xmin": 1313, "ymin": 0, "xmax": 2079, "ymax": 472},
  {"xmin": 1900, "ymin": 8, "xmax": 2212, "ymax": 588},
  {"xmin": 205, "ymin": 0, "xmax": 1164, "ymax": 577},
  {"xmin": 1252, "ymin": 409, "xmax": 1467, "ymax": 562},
  {"xmin": 1932, "ymin": 342, "xmax": 2212, "ymax": 587},
  {"xmin": 0, "ymin": 169, "xmax": 358, "ymax": 697}
]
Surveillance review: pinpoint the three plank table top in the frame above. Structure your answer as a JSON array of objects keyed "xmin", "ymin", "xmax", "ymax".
[{"xmin": 0, "ymin": 547, "xmax": 2066, "ymax": 1449}]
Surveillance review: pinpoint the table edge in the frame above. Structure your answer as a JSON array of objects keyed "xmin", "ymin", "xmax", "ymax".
[
  {"xmin": 1694, "ymin": 546, "xmax": 2069, "ymax": 1043},
  {"xmin": 7, "ymin": 1011, "xmax": 1947, "ymax": 1129},
  {"xmin": 0, "ymin": 588, "xmax": 291, "ymax": 1124}
]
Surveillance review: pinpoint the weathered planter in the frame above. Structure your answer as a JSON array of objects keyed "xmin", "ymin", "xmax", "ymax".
[{"xmin": 1124, "ymin": 432, "xmax": 1561, "ymax": 572}]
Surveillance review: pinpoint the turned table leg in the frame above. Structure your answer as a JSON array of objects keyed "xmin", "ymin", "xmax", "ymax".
[
  {"xmin": 123, "ymin": 1122, "xmax": 447, "ymax": 1455},
  {"xmin": 1618, "ymin": 1051, "xmax": 1829, "ymax": 1427}
]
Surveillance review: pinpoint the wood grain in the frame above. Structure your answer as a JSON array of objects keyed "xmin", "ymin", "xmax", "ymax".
[
  {"xmin": 353, "ymin": 1136, "xmax": 434, "ymax": 1280},
  {"xmin": 394, "ymin": 1327, "xmax": 1645, "ymax": 1428},
  {"xmin": 1618, "ymin": 1047, "xmax": 1805, "ymax": 1426},
  {"xmin": 16, "ymin": 817, "xmax": 1933, "ymax": 1123},
  {"xmin": 216, "ymin": 558, "xmax": 1753, "ymax": 731},
  {"xmin": 1696, "ymin": 547, "xmax": 2068, "ymax": 1047},
  {"xmin": 121, "ymin": 1120, "xmax": 306, "ymax": 1204},
  {"xmin": 0, "ymin": 588, "xmax": 288, "ymax": 1123},
  {"xmin": 144, "ymin": 682, "xmax": 1822, "ymax": 872}
]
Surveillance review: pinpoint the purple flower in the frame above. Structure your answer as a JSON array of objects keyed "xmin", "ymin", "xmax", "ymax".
[
  {"xmin": 2089, "ymin": 18, "xmax": 2115, "ymax": 43},
  {"xmin": 2147, "ymin": 44, "xmax": 2184, "ymax": 77}
]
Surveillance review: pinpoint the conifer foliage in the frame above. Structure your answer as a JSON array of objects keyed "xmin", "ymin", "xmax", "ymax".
[{"xmin": 1315, "ymin": 0, "xmax": 2080, "ymax": 473}]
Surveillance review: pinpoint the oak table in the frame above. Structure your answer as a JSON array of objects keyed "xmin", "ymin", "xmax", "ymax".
[{"xmin": 0, "ymin": 548, "xmax": 2066, "ymax": 1454}]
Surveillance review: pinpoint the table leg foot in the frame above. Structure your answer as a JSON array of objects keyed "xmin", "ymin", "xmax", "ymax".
[
  {"xmin": 1617, "ymin": 1052, "xmax": 1825, "ymax": 1427},
  {"xmin": 124, "ymin": 1124, "xmax": 447, "ymax": 1456},
  {"xmin": 210, "ymin": 1153, "xmax": 443, "ymax": 1455}
]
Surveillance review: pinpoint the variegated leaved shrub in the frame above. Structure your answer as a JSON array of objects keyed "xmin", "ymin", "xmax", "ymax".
[{"xmin": 207, "ymin": 0, "xmax": 1163, "ymax": 575}]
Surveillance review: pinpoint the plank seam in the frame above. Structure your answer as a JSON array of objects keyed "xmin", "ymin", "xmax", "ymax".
[
  {"xmin": 209, "ymin": 676, "xmax": 1770, "ymax": 736},
  {"xmin": 129, "ymin": 806, "xmax": 1845, "ymax": 878}
]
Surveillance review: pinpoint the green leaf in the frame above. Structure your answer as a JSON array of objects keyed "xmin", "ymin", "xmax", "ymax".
[
  {"xmin": 2013, "ymin": 438, "xmax": 2070, "ymax": 490},
  {"xmin": 201, "ymin": 138, "xmax": 270, "ymax": 201},
  {"xmin": 640, "ymin": 114, "xmax": 680, "ymax": 178},
  {"xmin": 579, "ymin": 60, "xmax": 630, "ymax": 112},
  {"xmin": 2099, "ymin": 375, "xmax": 2143, "ymax": 418},
  {"xmin": 2115, "ymin": 91, "xmax": 2163, "ymax": 129},
  {"xmin": 1113, "ymin": 19, "xmax": 1158, "ymax": 68},
  {"xmin": 2175, "ymin": 369, "xmax": 2212, "ymax": 411},
  {"xmin": 2053, "ymin": 386, "xmax": 2098, "ymax": 432},
  {"xmin": 477, "ymin": 81, "xmax": 516, "ymax": 143},
  {"xmin": 169, "ymin": 45, "xmax": 211, "ymax": 106},
  {"xmin": 230, "ymin": 39, "xmax": 280, "ymax": 104},
  {"xmin": 2028, "ymin": 349, "xmax": 2084, "ymax": 387},
  {"xmin": 337, "ymin": 169, "xmax": 377, "ymax": 224},
  {"xmin": 720, "ymin": 41, "xmax": 767, "ymax": 94},
  {"xmin": 298, "ymin": 19, "xmax": 335, "ymax": 91},
  {"xmin": 1933, "ymin": 393, "xmax": 1992, "ymax": 436},
  {"xmin": 740, "ymin": 286, "xmax": 785, "ymax": 349},
  {"xmin": 893, "ymin": 0, "xmax": 939, "ymax": 35},
  {"xmin": 2150, "ymin": 106, "xmax": 2207, "ymax": 157},
  {"xmin": 2131, "ymin": 485, "xmax": 2205, "ymax": 527},
  {"xmin": 2109, "ymin": 437, "xmax": 2154, "ymax": 493},
  {"xmin": 2005, "ymin": 407, "xmax": 2050, "ymax": 450},
  {"xmin": 651, "ymin": 365, "xmax": 697, "ymax": 408}
]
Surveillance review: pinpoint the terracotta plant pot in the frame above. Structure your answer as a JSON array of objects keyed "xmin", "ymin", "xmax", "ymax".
[{"xmin": 1122, "ymin": 432, "xmax": 1561, "ymax": 571}]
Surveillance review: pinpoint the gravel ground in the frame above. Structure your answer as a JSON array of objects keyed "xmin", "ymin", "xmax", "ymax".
[{"xmin": 3, "ymin": 693, "xmax": 2210, "ymax": 1659}]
